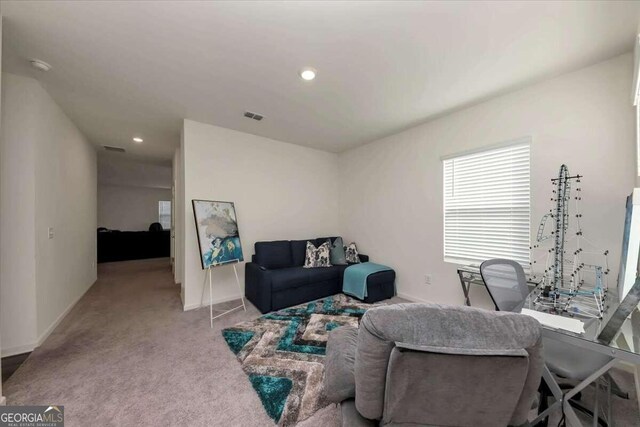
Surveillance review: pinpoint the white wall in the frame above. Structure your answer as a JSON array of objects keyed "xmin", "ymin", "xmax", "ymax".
[
  {"xmin": 0, "ymin": 72, "xmax": 97, "ymax": 356},
  {"xmin": 34, "ymin": 76, "xmax": 98, "ymax": 339},
  {"xmin": 170, "ymin": 149, "xmax": 178, "ymax": 269},
  {"xmin": 180, "ymin": 120, "xmax": 340, "ymax": 310},
  {"xmin": 1, "ymin": 73, "xmax": 40, "ymax": 354},
  {"xmin": 173, "ymin": 143, "xmax": 184, "ymax": 292},
  {"xmin": 0, "ymin": 9, "xmax": 6, "ymax": 405},
  {"xmin": 98, "ymin": 184, "xmax": 172, "ymax": 231},
  {"xmin": 338, "ymin": 53, "xmax": 637, "ymax": 308},
  {"xmin": 98, "ymin": 154, "xmax": 172, "ymax": 189},
  {"xmin": 97, "ymin": 155, "xmax": 173, "ymax": 231}
]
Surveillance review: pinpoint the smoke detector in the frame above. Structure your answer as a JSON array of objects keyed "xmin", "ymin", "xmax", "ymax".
[
  {"xmin": 244, "ymin": 111, "xmax": 264, "ymax": 121},
  {"xmin": 29, "ymin": 59, "xmax": 52, "ymax": 72}
]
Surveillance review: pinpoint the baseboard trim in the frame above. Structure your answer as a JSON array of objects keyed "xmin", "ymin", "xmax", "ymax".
[
  {"xmin": 1, "ymin": 279, "xmax": 96, "ymax": 358},
  {"xmin": 396, "ymin": 292, "xmax": 430, "ymax": 303},
  {"xmin": 183, "ymin": 294, "xmax": 244, "ymax": 311},
  {"xmin": 36, "ymin": 279, "xmax": 96, "ymax": 347},
  {"xmin": 1, "ymin": 343, "xmax": 36, "ymax": 358}
]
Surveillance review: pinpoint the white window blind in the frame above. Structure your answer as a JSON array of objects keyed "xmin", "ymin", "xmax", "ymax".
[{"xmin": 443, "ymin": 141, "xmax": 530, "ymax": 266}]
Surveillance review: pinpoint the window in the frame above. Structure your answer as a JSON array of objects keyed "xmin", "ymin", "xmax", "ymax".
[
  {"xmin": 443, "ymin": 140, "xmax": 530, "ymax": 266},
  {"xmin": 159, "ymin": 201, "xmax": 172, "ymax": 230}
]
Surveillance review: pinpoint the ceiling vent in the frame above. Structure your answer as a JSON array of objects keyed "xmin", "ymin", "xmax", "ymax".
[
  {"xmin": 244, "ymin": 111, "xmax": 264, "ymax": 121},
  {"xmin": 103, "ymin": 145, "xmax": 126, "ymax": 153}
]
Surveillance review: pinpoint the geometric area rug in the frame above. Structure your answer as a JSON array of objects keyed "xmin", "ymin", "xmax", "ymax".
[{"xmin": 222, "ymin": 294, "xmax": 379, "ymax": 426}]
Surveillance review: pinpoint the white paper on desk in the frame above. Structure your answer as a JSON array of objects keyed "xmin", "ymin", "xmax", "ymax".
[{"xmin": 520, "ymin": 308, "xmax": 585, "ymax": 334}]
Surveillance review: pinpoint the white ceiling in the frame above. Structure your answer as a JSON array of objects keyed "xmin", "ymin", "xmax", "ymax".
[{"xmin": 3, "ymin": 1, "xmax": 640, "ymax": 161}]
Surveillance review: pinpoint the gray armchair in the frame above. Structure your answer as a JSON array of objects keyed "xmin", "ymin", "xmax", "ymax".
[{"xmin": 324, "ymin": 303, "xmax": 544, "ymax": 427}]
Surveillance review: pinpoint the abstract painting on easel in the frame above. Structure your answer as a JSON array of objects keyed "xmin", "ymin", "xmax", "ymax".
[{"xmin": 192, "ymin": 200, "xmax": 244, "ymax": 269}]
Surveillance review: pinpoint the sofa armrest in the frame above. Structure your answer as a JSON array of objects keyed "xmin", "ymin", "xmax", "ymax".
[
  {"xmin": 358, "ymin": 254, "xmax": 369, "ymax": 263},
  {"xmin": 324, "ymin": 326, "xmax": 359, "ymax": 403},
  {"xmin": 244, "ymin": 262, "xmax": 272, "ymax": 313}
]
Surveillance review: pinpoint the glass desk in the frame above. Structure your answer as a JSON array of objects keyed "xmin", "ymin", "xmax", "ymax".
[{"xmin": 523, "ymin": 286, "xmax": 640, "ymax": 426}]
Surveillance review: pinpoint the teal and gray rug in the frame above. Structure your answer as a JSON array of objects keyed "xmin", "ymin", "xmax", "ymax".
[{"xmin": 222, "ymin": 294, "xmax": 375, "ymax": 426}]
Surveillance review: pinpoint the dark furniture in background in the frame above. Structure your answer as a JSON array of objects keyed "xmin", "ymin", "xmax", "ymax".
[
  {"xmin": 148, "ymin": 222, "xmax": 164, "ymax": 232},
  {"xmin": 97, "ymin": 228, "xmax": 170, "ymax": 263},
  {"xmin": 245, "ymin": 237, "xmax": 395, "ymax": 313}
]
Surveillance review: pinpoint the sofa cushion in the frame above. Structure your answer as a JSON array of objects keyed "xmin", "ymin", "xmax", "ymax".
[
  {"xmin": 325, "ymin": 326, "xmax": 358, "ymax": 403},
  {"xmin": 308, "ymin": 265, "xmax": 343, "ymax": 283},
  {"xmin": 255, "ymin": 240, "xmax": 292, "ymax": 269},
  {"xmin": 271, "ymin": 267, "xmax": 310, "ymax": 292},
  {"xmin": 341, "ymin": 400, "xmax": 376, "ymax": 427},
  {"xmin": 291, "ymin": 239, "xmax": 314, "ymax": 266},
  {"xmin": 272, "ymin": 280, "xmax": 341, "ymax": 310}
]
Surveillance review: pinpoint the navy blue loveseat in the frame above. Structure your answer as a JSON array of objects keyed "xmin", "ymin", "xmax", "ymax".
[{"xmin": 245, "ymin": 237, "xmax": 373, "ymax": 313}]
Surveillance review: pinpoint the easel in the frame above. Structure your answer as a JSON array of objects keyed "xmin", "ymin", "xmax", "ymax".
[{"xmin": 200, "ymin": 259, "xmax": 246, "ymax": 328}]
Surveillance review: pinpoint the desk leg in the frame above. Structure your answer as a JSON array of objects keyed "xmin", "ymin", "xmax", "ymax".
[
  {"xmin": 532, "ymin": 366, "xmax": 563, "ymax": 424},
  {"xmin": 534, "ymin": 360, "xmax": 617, "ymax": 427},
  {"xmin": 635, "ymin": 364, "xmax": 640, "ymax": 417},
  {"xmin": 563, "ymin": 359, "xmax": 618, "ymax": 427},
  {"xmin": 541, "ymin": 366, "xmax": 583, "ymax": 427},
  {"xmin": 458, "ymin": 271, "xmax": 471, "ymax": 306}
]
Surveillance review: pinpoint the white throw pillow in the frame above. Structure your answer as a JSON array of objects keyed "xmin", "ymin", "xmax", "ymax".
[
  {"xmin": 303, "ymin": 241, "xmax": 332, "ymax": 268},
  {"xmin": 344, "ymin": 242, "xmax": 360, "ymax": 264}
]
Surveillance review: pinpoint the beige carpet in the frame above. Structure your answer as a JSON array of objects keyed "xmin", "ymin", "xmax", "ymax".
[
  {"xmin": 3, "ymin": 258, "xmax": 639, "ymax": 426},
  {"xmin": 4, "ymin": 258, "xmax": 339, "ymax": 426}
]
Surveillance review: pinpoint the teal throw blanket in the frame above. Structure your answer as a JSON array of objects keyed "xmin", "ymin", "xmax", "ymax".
[{"xmin": 343, "ymin": 262, "xmax": 393, "ymax": 300}]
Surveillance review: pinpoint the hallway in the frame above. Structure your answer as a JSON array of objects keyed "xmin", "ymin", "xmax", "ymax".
[{"xmin": 2, "ymin": 259, "xmax": 339, "ymax": 426}]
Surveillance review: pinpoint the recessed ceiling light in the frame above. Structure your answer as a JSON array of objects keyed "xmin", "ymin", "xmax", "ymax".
[
  {"xmin": 299, "ymin": 67, "xmax": 317, "ymax": 81},
  {"xmin": 29, "ymin": 59, "xmax": 52, "ymax": 72},
  {"xmin": 132, "ymin": 137, "xmax": 143, "ymax": 143}
]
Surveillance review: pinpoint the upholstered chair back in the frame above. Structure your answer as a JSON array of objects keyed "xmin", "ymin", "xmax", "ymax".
[{"xmin": 354, "ymin": 303, "xmax": 543, "ymax": 426}]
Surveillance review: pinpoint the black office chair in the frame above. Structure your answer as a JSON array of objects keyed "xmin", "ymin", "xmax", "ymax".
[
  {"xmin": 480, "ymin": 259, "xmax": 617, "ymax": 427},
  {"xmin": 148, "ymin": 222, "xmax": 163, "ymax": 232}
]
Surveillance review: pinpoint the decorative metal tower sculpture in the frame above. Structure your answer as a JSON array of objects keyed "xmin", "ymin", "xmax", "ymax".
[{"xmin": 530, "ymin": 164, "xmax": 609, "ymax": 318}]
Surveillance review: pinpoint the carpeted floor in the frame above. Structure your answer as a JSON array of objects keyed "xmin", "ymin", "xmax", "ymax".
[
  {"xmin": 3, "ymin": 258, "xmax": 639, "ymax": 426},
  {"xmin": 4, "ymin": 258, "xmax": 341, "ymax": 426}
]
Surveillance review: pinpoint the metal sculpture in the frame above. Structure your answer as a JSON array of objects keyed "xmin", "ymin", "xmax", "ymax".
[{"xmin": 530, "ymin": 164, "xmax": 609, "ymax": 318}]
